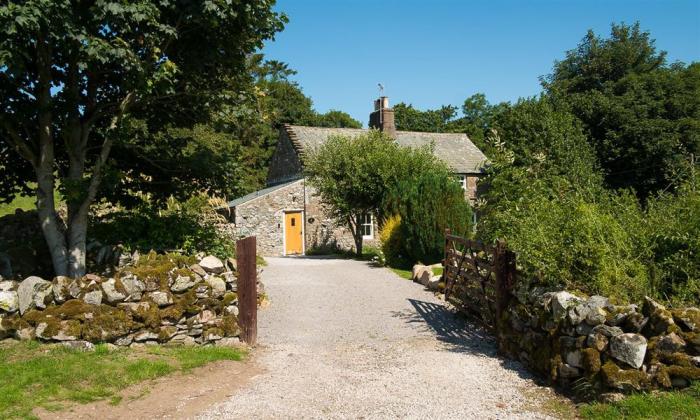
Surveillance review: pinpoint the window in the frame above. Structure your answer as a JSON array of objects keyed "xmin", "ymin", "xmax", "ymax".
[
  {"xmin": 359, "ymin": 213, "xmax": 373, "ymax": 239},
  {"xmin": 456, "ymin": 174, "xmax": 467, "ymax": 191}
]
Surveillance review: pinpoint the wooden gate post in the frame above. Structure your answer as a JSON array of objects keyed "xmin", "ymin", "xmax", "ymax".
[
  {"xmin": 236, "ymin": 236, "xmax": 257, "ymax": 345},
  {"xmin": 443, "ymin": 228, "xmax": 452, "ymax": 299},
  {"xmin": 494, "ymin": 240, "xmax": 516, "ymax": 352}
]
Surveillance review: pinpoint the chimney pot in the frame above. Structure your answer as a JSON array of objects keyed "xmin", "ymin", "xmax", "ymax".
[{"xmin": 369, "ymin": 96, "xmax": 396, "ymax": 138}]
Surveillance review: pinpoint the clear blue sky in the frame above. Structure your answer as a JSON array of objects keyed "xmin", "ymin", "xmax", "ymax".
[{"xmin": 261, "ymin": 0, "xmax": 700, "ymax": 126}]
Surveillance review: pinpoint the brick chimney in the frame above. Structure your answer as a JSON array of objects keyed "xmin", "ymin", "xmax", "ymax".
[{"xmin": 369, "ymin": 96, "xmax": 396, "ymax": 138}]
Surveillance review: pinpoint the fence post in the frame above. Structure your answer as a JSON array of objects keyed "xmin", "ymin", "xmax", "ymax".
[
  {"xmin": 494, "ymin": 240, "xmax": 516, "ymax": 353},
  {"xmin": 443, "ymin": 228, "xmax": 451, "ymax": 298},
  {"xmin": 236, "ymin": 236, "xmax": 258, "ymax": 345}
]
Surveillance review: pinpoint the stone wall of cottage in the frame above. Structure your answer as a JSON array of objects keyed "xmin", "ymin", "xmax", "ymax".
[
  {"xmin": 231, "ymin": 179, "xmax": 378, "ymax": 256},
  {"xmin": 303, "ymin": 184, "xmax": 368, "ymax": 252},
  {"xmin": 267, "ymin": 128, "xmax": 303, "ymax": 186},
  {"xmin": 0, "ymin": 253, "xmax": 262, "ymax": 347},
  {"xmin": 233, "ymin": 180, "xmax": 305, "ymax": 256}
]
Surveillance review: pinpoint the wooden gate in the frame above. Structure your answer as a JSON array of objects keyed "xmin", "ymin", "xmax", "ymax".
[{"xmin": 443, "ymin": 229, "xmax": 516, "ymax": 337}]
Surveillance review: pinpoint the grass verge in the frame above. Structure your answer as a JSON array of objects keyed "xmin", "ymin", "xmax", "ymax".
[
  {"xmin": 579, "ymin": 382, "xmax": 700, "ymax": 419},
  {"xmin": 0, "ymin": 340, "xmax": 245, "ymax": 419},
  {"xmin": 0, "ymin": 186, "xmax": 62, "ymax": 217}
]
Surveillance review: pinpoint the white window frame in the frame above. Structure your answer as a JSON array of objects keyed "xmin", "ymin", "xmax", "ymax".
[
  {"xmin": 359, "ymin": 212, "xmax": 374, "ymax": 240},
  {"xmin": 456, "ymin": 174, "xmax": 467, "ymax": 191}
]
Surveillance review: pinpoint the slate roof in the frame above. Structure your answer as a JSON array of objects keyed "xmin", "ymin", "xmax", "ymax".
[
  {"xmin": 226, "ymin": 178, "xmax": 301, "ymax": 208},
  {"xmin": 284, "ymin": 124, "xmax": 487, "ymax": 174}
]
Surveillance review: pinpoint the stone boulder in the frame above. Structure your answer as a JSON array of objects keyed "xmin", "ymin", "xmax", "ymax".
[
  {"xmin": 189, "ymin": 264, "xmax": 207, "ymax": 278},
  {"xmin": 672, "ymin": 308, "xmax": 700, "ymax": 332},
  {"xmin": 216, "ymin": 337, "xmax": 242, "ymax": 347},
  {"xmin": 52, "ymin": 276, "xmax": 72, "ymax": 304},
  {"xmin": 426, "ymin": 275, "xmax": 441, "ymax": 291},
  {"xmin": 61, "ymin": 340, "xmax": 95, "ymax": 352},
  {"xmin": 642, "ymin": 296, "xmax": 676, "ymax": 335},
  {"xmin": 601, "ymin": 361, "xmax": 649, "ymax": 392},
  {"xmin": 0, "ymin": 280, "xmax": 18, "ymax": 291},
  {"xmin": 120, "ymin": 274, "xmax": 145, "ymax": 301},
  {"xmin": 148, "ymin": 291, "xmax": 173, "ymax": 307},
  {"xmin": 609, "ymin": 333, "xmax": 647, "ymax": 369},
  {"xmin": 17, "ymin": 276, "xmax": 53, "ymax": 315},
  {"xmin": 171, "ymin": 274, "xmax": 196, "ymax": 293},
  {"xmin": 0, "ymin": 291, "xmax": 19, "ymax": 313},
  {"xmin": 656, "ymin": 332, "xmax": 686, "ymax": 354},
  {"xmin": 549, "ymin": 291, "xmax": 581, "ymax": 320},
  {"xmin": 205, "ymin": 277, "xmax": 226, "ymax": 298},
  {"xmin": 36, "ymin": 320, "xmax": 81, "ymax": 341},
  {"xmin": 592, "ymin": 324, "xmax": 624, "ymax": 337},
  {"xmin": 67, "ymin": 278, "xmax": 86, "ymax": 300},
  {"xmin": 199, "ymin": 256, "xmax": 225, "ymax": 274},
  {"xmin": 412, "ymin": 265, "xmax": 432, "ymax": 284},
  {"xmin": 101, "ymin": 278, "xmax": 127, "ymax": 303},
  {"xmin": 83, "ymin": 290, "xmax": 103, "ymax": 306}
]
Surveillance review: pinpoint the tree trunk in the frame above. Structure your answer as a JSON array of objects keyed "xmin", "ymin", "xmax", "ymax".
[
  {"xmin": 353, "ymin": 214, "xmax": 363, "ymax": 257},
  {"xmin": 36, "ymin": 165, "xmax": 69, "ymax": 277},
  {"xmin": 35, "ymin": 34, "xmax": 70, "ymax": 276},
  {"xmin": 67, "ymin": 208, "xmax": 89, "ymax": 278},
  {"xmin": 354, "ymin": 234, "xmax": 364, "ymax": 257}
]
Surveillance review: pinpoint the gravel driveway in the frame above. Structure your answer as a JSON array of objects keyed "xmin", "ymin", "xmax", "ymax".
[{"xmin": 200, "ymin": 257, "xmax": 561, "ymax": 419}]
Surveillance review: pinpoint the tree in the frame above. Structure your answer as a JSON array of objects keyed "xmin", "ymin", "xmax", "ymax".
[
  {"xmin": 393, "ymin": 95, "xmax": 506, "ymax": 151},
  {"xmin": 0, "ymin": 0, "xmax": 286, "ymax": 277},
  {"xmin": 544, "ymin": 22, "xmax": 700, "ymax": 198},
  {"xmin": 314, "ymin": 110, "xmax": 362, "ymax": 128},
  {"xmin": 393, "ymin": 102, "xmax": 458, "ymax": 133},
  {"xmin": 305, "ymin": 131, "xmax": 397, "ymax": 255},
  {"xmin": 305, "ymin": 130, "xmax": 441, "ymax": 255},
  {"xmin": 491, "ymin": 96, "xmax": 603, "ymax": 192},
  {"xmin": 305, "ymin": 130, "xmax": 470, "ymax": 257}
]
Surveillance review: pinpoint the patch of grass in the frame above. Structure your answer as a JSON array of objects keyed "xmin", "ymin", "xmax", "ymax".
[
  {"xmin": 432, "ymin": 266, "xmax": 443, "ymax": 277},
  {"xmin": 0, "ymin": 185, "xmax": 62, "ymax": 217},
  {"xmin": 0, "ymin": 194, "xmax": 36, "ymax": 217},
  {"xmin": 579, "ymin": 382, "xmax": 700, "ymax": 419},
  {"xmin": 0, "ymin": 341, "xmax": 245, "ymax": 419},
  {"xmin": 390, "ymin": 267, "xmax": 413, "ymax": 280}
]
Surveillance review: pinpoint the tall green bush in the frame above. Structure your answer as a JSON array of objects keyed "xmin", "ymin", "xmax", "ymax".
[
  {"xmin": 646, "ymin": 181, "xmax": 700, "ymax": 304},
  {"xmin": 383, "ymin": 166, "xmax": 472, "ymax": 265},
  {"xmin": 91, "ymin": 195, "xmax": 235, "ymax": 259}
]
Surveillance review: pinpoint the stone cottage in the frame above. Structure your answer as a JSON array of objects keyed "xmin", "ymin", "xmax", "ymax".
[{"xmin": 226, "ymin": 97, "xmax": 487, "ymax": 256}]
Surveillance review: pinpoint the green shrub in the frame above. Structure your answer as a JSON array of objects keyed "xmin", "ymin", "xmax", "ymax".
[
  {"xmin": 481, "ymin": 182, "xmax": 651, "ymax": 301},
  {"xmin": 384, "ymin": 167, "xmax": 472, "ymax": 265},
  {"xmin": 646, "ymin": 183, "xmax": 700, "ymax": 304},
  {"xmin": 479, "ymin": 126, "xmax": 700, "ymax": 305},
  {"xmin": 379, "ymin": 214, "xmax": 408, "ymax": 268},
  {"xmin": 91, "ymin": 195, "xmax": 235, "ymax": 259}
]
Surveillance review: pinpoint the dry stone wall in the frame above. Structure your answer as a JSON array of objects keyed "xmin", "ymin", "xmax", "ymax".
[
  {"xmin": 499, "ymin": 285, "xmax": 700, "ymax": 394},
  {"xmin": 0, "ymin": 252, "xmax": 263, "ymax": 348}
]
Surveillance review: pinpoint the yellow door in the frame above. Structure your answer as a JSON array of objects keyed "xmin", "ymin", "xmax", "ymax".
[{"xmin": 285, "ymin": 212, "xmax": 303, "ymax": 255}]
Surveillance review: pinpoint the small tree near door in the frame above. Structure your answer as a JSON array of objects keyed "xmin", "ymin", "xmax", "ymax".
[{"xmin": 305, "ymin": 131, "xmax": 445, "ymax": 256}]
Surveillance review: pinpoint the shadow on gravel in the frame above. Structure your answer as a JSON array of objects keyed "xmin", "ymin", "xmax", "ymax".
[
  {"xmin": 394, "ymin": 299, "xmax": 496, "ymax": 356},
  {"xmin": 397, "ymin": 298, "xmax": 541, "ymax": 382}
]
